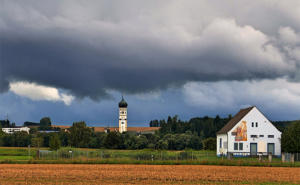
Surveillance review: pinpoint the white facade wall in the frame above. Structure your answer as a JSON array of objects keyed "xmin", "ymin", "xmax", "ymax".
[
  {"xmin": 217, "ymin": 134, "xmax": 228, "ymax": 156},
  {"xmin": 2, "ymin": 127, "xmax": 30, "ymax": 134},
  {"xmin": 217, "ymin": 107, "xmax": 281, "ymax": 156}
]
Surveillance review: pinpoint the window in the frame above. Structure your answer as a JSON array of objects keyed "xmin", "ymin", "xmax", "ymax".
[
  {"xmin": 219, "ymin": 138, "xmax": 222, "ymax": 148},
  {"xmin": 268, "ymin": 135, "xmax": 274, "ymax": 138},
  {"xmin": 256, "ymin": 122, "xmax": 258, "ymax": 127},
  {"xmin": 231, "ymin": 132, "xmax": 237, "ymax": 136},
  {"xmin": 234, "ymin": 143, "xmax": 238, "ymax": 150},
  {"xmin": 259, "ymin": 135, "xmax": 264, "ymax": 137},
  {"xmin": 239, "ymin": 143, "xmax": 243, "ymax": 150},
  {"xmin": 252, "ymin": 122, "xmax": 254, "ymax": 127},
  {"xmin": 251, "ymin": 135, "xmax": 257, "ymax": 138}
]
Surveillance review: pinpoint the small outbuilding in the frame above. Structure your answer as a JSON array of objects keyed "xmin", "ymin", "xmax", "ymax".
[{"xmin": 217, "ymin": 106, "xmax": 281, "ymax": 156}]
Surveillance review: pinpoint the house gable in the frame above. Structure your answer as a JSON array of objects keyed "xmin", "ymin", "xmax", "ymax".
[
  {"xmin": 217, "ymin": 106, "xmax": 281, "ymax": 136},
  {"xmin": 253, "ymin": 107, "xmax": 281, "ymax": 134},
  {"xmin": 217, "ymin": 106, "xmax": 254, "ymax": 135},
  {"xmin": 230, "ymin": 107, "xmax": 281, "ymax": 135}
]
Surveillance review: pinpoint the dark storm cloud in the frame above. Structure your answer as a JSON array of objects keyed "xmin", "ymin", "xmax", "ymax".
[{"xmin": 0, "ymin": 0, "xmax": 300, "ymax": 99}]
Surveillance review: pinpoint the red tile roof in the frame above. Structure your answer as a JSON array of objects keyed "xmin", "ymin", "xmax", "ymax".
[{"xmin": 52, "ymin": 125, "xmax": 160, "ymax": 132}]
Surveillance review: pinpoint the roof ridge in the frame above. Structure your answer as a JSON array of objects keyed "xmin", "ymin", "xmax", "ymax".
[{"xmin": 217, "ymin": 106, "xmax": 255, "ymax": 134}]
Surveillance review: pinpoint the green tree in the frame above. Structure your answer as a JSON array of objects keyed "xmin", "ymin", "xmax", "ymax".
[
  {"xmin": 202, "ymin": 137, "xmax": 216, "ymax": 150},
  {"xmin": 135, "ymin": 135, "xmax": 148, "ymax": 149},
  {"xmin": 49, "ymin": 134, "xmax": 61, "ymax": 151},
  {"xmin": 69, "ymin": 121, "xmax": 93, "ymax": 148},
  {"xmin": 155, "ymin": 139, "xmax": 168, "ymax": 150},
  {"xmin": 163, "ymin": 134, "xmax": 176, "ymax": 150},
  {"xmin": 104, "ymin": 132, "xmax": 123, "ymax": 149},
  {"xmin": 59, "ymin": 131, "xmax": 70, "ymax": 147},
  {"xmin": 14, "ymin": 132, "xmax": 31, "ymax": 147},
  {"xmin": 39, "ymin": 117, "xmax": 52, "ymax": 130},
  {"xmin": 37, "ymin": 133, "xmax": 51, "ymax": 147},
  {"xmin": 31, "ymin": 137, "xmax": 44, "ymax": 148},
  {"xmin": 123, "ymin": 133, "xmax": 137, "ymax": 149},
  {"xmin": 29, "ymin": 127, "xmax": 38, "ymax": 134},
  {"xmin": 0, "ymin": 127, "xmax": 4, "ymax": 146},
  {"xmin": 3, "ymin": 134, "xmax": 15, "ymax": 147},
  {"xmin": 144, "ymin": 134, "xmax": 159, "ymax": 149},
  {"xmin": 281, "ymin": 121, "xmax": 300, "ymax": 153},
  {"xmin": 189, "ymin": 135, "xmax": 202, "ymax": 149},
  {"xmin": 88, "ymin": 137, "xmax": 99, "ymax": 148}
]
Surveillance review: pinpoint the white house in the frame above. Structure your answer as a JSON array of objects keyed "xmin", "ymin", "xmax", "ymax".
[
  {"xmin": 2, "ymin": 127, "xmax": 30, "ymax": 134},
  {"xmin": 217, "ymin": 106, "xmax": 281, "ymax": 156}
]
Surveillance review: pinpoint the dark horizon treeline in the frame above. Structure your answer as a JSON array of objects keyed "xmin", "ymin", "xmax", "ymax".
[
  {"xmin": 0, "ymin": 117, "xmax": 54, "ymax": 130},
  {"xmin": 0, "ymin": 120, "xmax": 16, "ymax": 128},
  {"xmin": 151, "ymin": 115, "xmax": 231, "ymax": 137},
  {"xmin": 0, "ymin": 115, "xmax": 298, "ymax": 152},
  {"xmin": 0, "ymin": 115, "xmax": 232, "ymax": 150}
]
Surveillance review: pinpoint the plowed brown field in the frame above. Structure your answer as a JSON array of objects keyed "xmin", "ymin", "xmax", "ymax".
[{"xmin": 0, "ymin": 164, "xmax": 299, "ymax": 184}]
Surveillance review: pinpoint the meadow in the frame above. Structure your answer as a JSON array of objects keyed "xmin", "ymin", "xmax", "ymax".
[{"xmin": 0, "ymin": 147, "xmax": 299, "ymax": 167}]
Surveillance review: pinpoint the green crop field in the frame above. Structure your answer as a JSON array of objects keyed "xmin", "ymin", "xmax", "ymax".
[
  {"xmin": 0, "ymin": 147, "xmax": 298, "ymax": 167},
  {"xmin": 0, "ymin": 155, "xmax": 33, "ymax": 160}
]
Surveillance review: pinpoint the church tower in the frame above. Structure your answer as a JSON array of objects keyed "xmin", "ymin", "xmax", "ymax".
[{"xmin": 118, "ymin": 96, "xmax": 128, "ymax": 133}]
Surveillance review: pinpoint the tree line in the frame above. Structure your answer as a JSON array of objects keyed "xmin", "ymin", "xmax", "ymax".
[
  {"xmin": 0, "ymin": 115, "xmax": 230, "ymax": 150},
  {"xmin": 0, "ymin": 115, "xmax": 299, "ymax": 152}
]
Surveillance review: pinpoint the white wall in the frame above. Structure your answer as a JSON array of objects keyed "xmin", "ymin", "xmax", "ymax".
[
  {"xmin": 217, "ymin": 134, "xmax": 227, "ymax": 156},
  {"xmin": 218, "ymin": 107, "xmax": 281, "ymax": 156},
  {"xmin": 2, "ymin": 127, "xmax": 30, "ymax": 134},
  {"xmin": 119, "ymin": 107, "xmax": 127, "ymax": 133}
]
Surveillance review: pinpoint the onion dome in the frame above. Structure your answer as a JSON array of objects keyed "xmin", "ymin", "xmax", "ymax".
[{"xmin": 118, "ymin": 96, "xmax": 128, "ymax": 108}]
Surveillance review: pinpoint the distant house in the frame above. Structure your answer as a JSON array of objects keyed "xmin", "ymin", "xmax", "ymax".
[
  {"xmin": 217, "ymin": 106, "xmax": 281, "ymax": 156},
  {"xmin": 2, "ymin": 127, "xmax": 30, "ymax": 134}
]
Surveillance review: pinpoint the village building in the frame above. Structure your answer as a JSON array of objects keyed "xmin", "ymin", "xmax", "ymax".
[
  {"xmin": 217, "ymin": 106, "xmax": 281, "ymax": 156},
  {"xmin": 2, "ymin": 127, "xmax": 30, "ymax": 134}
]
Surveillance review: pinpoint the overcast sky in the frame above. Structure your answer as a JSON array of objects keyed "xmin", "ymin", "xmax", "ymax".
[{"xmin": 1, "ymin": 0, "xmax": 300, "ymax": 126}]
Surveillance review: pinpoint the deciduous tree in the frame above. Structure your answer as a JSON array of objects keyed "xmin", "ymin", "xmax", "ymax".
[
  {"xmin": 69, "ymin": 121, "xmax": 93, "ymax": 148},
  {"xmin": 49, "ymin": 134, "xmax": 61, "ymax": 151},
  {"xmin": 282, "ymin": 121, "xmax": 300, "ymax": 153}
]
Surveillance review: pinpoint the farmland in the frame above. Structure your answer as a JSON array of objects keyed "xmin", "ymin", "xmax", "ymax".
[
  {"xmin": 1, "ymin": 147, "xmax": 300, "ymax": 167},
  {"xmin": 0, "ymin": 164, "xmax": 299, "ymax": 184}
]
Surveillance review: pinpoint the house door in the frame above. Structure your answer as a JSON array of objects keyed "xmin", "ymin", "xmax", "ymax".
[
  {"xmin": 250, "ymin": 143, "xmax": 257, "ymax": 155},
  {"xmin": 267, "ymin": 143, "xmax": 275, "ymax": 155}
]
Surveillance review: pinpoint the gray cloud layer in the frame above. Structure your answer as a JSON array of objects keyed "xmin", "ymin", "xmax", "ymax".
[{"xmin": 1, "ymin": 0, "xmax": 300, "ymax": 99}]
